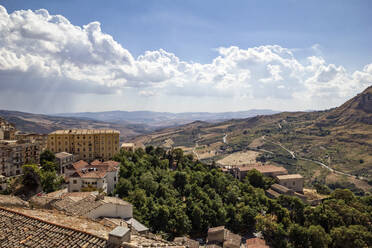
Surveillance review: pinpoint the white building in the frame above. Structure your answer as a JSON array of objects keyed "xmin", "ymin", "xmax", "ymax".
[
  {"xmin": 67, "ymin": 160, "xmax": 119, "ymax": 194},
  {"xmin": 0, "ymin": 175, "xmax": 7, "ymax": 192}
]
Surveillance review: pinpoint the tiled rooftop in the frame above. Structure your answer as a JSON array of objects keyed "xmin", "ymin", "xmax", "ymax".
[
  {"xmin": 51, "ymin": 193, "xmax": 131, "ymax": 217},
  {"xmin": 54, "ymin": 194, "xmax": 105, "ymax": 216},
  {"xmin": 276, "ymin": 174, "xmax": 303, "ymax": 180},
  {"xmin": 270, "ymin": 184, "xmax": 293, "ymax": 194},
  {"xmin": 237, "ymin": 164, "xmax": 288, "ymax": 173},
  {"xmin": 71, "ymin": 160, "xmax": 120, "ymax": 179},
  {"xmin": 0, "ymin": 207, "xmax": 111, "ymax": 247},
  {"xmin": 208, "ymin": 226, "xmax": 225, "ymax": 233},
  {"xmin": 50, "ymin": 129, "xmax": 120, "ymax": 135}
]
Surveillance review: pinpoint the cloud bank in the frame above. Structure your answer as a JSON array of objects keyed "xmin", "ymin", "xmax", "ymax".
[{"xmin": 0, "ymin": 5, "xmax": 371, "ymax": 111}]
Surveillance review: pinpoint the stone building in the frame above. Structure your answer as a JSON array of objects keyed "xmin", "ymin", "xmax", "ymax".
[
  {"xmin": 206, "ymin": 226, "xmax": 241, "ymax": 248},
  {"xmin": 0, "ymin": 119, "xmax": 16, "ymax": 140},
  {"xmin": 67, "ymin": 160, "xmax": 119, "ymax": 194},
  {"xmin": 276, "ymin": 174, "xmax": 304, "ymax": 192},
  {"xmin": 232, "ymin": 164, "xmax": 288, "ymax": 181},
  {"xmin": 55, "ymin": 151, "xmax": 74, "ymax": 174},
  {"xmin": 121, "ymin": 143, "xmax": 135, "ymax": 152},
  {"xmin": 266, "ymin": 183, "xmax": 307, "ymax": 202},
  {"xmin": 246, "ymin": 238, "xmax": 269, "ymax": 248},
  {"xmin": 47, "ymin": 129, "xmax": 120, "ymax": 161},
  {"xmin": 15, "ymin": 132, "xmax": 48, "ymax": 150},
  {"xmin": 0, "ymin": 139, "xmax": 41, "ymax": 177}
]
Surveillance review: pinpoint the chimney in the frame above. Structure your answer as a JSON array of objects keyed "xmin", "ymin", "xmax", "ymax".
[{"xmin": 107, "ymin": 226, "xmax": 131, "ymax": 247}]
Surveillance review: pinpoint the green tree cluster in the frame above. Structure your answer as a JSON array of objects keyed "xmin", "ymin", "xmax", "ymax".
[
  {"xmin": 256, "ymin": 189, "xmax": 372, "ymax": 247},
  {"xmin": 113, "ymin": 148, "xmax": 268, "ymax": 238},
  {"xmin": 114, "ymin": 148, "xmax": 372, "ymax": 247},
  {"xmin": 21, "ymin": 150, "xmax": 63, "ymax": 194}
]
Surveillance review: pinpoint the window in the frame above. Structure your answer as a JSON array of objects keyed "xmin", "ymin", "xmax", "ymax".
[
  {"xmin": 293, "ymin": 181, "xmax": 295, "ymax": 186},
  {"xmin": 73, "ymin": 180, "xmax": 77, "ymax": 184}
]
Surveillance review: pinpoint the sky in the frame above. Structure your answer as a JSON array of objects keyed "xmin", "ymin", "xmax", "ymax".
[{"xmin": 0, "ymin": 0, "xmax": 371, "ymax": 114}]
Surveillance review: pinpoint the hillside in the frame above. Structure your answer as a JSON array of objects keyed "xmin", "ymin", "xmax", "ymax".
[
  {"xmin": 0, "ymin": 110, "xmax": 153, "ymax": 140},
  {"xmin": 318, "ymin": 85, "xmax": 372, "ymax": 126},
  {"xmin": 132, "ymin": 86, "xmax": 372, "ymax": 193}
]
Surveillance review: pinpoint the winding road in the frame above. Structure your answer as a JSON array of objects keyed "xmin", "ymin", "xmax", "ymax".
[
  {"xmin": 264, "ymin": 136, "xmax": 358, "ymax": 179},
  {"xmin": 223, "ymin": 133, "xmax": 228, "ymax": 144}
]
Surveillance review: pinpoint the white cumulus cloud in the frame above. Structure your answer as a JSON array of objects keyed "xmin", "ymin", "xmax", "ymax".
[{"xmin": 0, "ymin": 5, "xmax": 371, "ymax": 111}]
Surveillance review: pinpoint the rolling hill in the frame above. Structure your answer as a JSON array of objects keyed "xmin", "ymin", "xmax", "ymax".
[
  {"xmin": 132, "ymin": 86, "xmax": 372, "ymax": 193},
  {"xmin": 55, "ymin": 109, "xmax": 278, "ymax": 127},
  {"xmin": 0, "ymin": 110, "xmax": 153, "ymax": 140}
]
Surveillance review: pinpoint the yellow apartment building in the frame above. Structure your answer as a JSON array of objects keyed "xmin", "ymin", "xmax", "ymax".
[{"xmin": 47, "ymin": 129, "xmax": 120, "ymax": 161}]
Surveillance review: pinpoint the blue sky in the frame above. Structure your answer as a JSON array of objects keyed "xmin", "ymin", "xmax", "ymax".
[{"xmin": 0, "ymin": 0, "xmax": 371, "ymax": 113}]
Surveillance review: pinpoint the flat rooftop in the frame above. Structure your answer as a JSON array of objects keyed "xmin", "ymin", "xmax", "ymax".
[
  {"xmin": 121, "ymin": 143, "xmax": 134, "ymax": 147},
  {"xmin": 276, "ymin": 174, "xmax": 303, "ymax": 180},
  {"xmin": 55, "ymin": 151, "xmax": 73, "ymax": 159},
  {"xmin": 50, "ymin": 129, "xmax": 120, "ymax": 135}
]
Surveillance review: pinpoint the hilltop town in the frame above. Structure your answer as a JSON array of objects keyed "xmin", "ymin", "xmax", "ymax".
[
  {"xmin": 1, "ymin": 118, "xmax": 268, "ymax": 247},
  {"xmin": 1, "ymin": 87, "xmax": 372, "ymax": 247}
]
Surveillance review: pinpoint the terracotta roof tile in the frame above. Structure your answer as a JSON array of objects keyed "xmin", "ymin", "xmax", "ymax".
[{"xmin": 0, "ymin": 207, "xmax": 111, "ymax": 247}]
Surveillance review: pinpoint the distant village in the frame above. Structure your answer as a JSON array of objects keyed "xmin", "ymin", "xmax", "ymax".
[{"xmin": 0, "ymin": 118, "xmax": 323, "ymax": 248}]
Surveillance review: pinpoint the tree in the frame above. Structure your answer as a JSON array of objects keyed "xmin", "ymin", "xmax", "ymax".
[
  {"xmin": 41, "ymin": 161, "xmax": 58, "ymax": 172},
  {"xmin": 278, "ymin": 195, "xmax": 305, "ymax": 224},
  {"xmin": 256, "ymin": 214, "xmax": 288, "ymax": 248},
  {"xmin": 145, "ymin": 146, "xmax": 155, "ymax": 155},
  {"xmin": 330, "ymin": 225, "xmax": 372, "ymax": 248},
  {"xmin": 169, "ymin": 204, "xmax": 191, "ymax": 236},
  {"xmin": 140, "ymin": 172, "xmax": 158, "ymax": 194},
  {"xmin": 151, "ymin": 204, "xmax": 170, "ymax": 232},
  {"xmin": 289, "ymin": 224, "xmax": 309, "ymax": 248},
  {"xmin": 114, "ymin": 178, "xmax": 132, "ymax": 197},
  {"xmin": 40, "ymin": 170, "xmax": 62, "ymax": 193},
  {"xmin": 173, "ymin": 171, "xmax": 188, "ymax": 193},
  {"xmin": 240, "ymin": 205, "xmax": 257, "ymax": 230},
  {"xmin": 308, "ymin": 225, "xmax": 331, "ymax": 248},
  {"xmin": 331, "ymin": 189, "xmax": 355, "ymax": 203},
  {"xmin": 40, "ymin": 150, "xmax": 56, "ymax": 166},
  {"xmin": 246, "ymin": 169, "xmax": 265, "ymax": 188},
  {"xmin": 172, "ymin": 148, "xmax": 184, "ymax": 162},
  {"xmin": 22, "ymin": 164, "xmax": 41, "ymax": 190}
]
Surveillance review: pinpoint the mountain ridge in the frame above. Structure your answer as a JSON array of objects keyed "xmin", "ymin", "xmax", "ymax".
[{"xmin": 54, "ymin": 109, "xmax": 279, "ymax": 126}]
